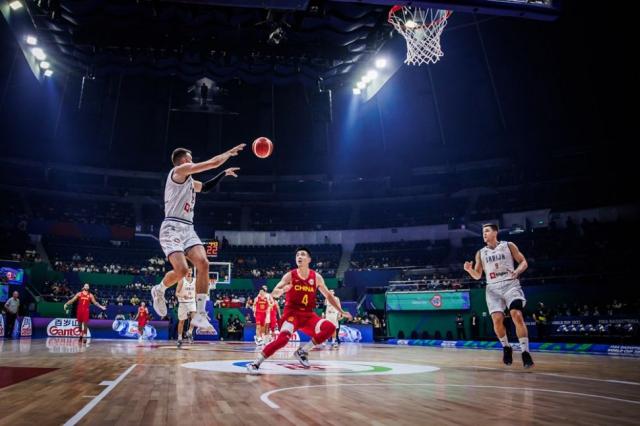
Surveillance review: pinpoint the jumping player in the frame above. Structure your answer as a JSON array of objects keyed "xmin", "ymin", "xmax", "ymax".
[
  {"xmin": 464, "ymin": 223, "xmax": 534, "ymax": 368},
  {"xmin": 151, "ymin": 144, "xmax": 245, "ymax": 331},
  {"xmin": 64, "ymin": 283, "xmax": 106, "ymax": 343},
  {"xmin": 246, "ymin": 247, "xmax": 352, "ymax": 374},
  {"xmin": 134, "ymin": 301, "xmax": 150, "ymax": 342},
  {"xmin": 176, "ymin": 267, "xmax": 197, "ymax": 348}
]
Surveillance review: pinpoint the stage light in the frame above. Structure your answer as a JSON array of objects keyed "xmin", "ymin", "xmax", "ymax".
[
  {"xmin": 44, "ymin": 69, "xmax": 53, "ymax": 77},
  {"xmin": 352, "ymin": 88, "xmax": 361, "ymax": 95},
  {"xmin": 362, "ymin": 75, "xmax": 371, "ymax": 84},
  {"xmin": 366, "ymin": 69, "xmax": 379, "ymax": 80},
  {"xmin": 31, "ymin": 48, "xmax": 46, "ymax": 61},
  {"xmin": 9, "ymin": 1, "xmax": 23, "ymax": 10},
  {"xmin": 26, "ymin": 35, "xmax": 37, "ymax": 46},
  {"xmin": 356, "ymin": 81, "xmax": 366, "ymax": 89},
  {"xmin": 40, "ymin": 61, "xmax": 50, "ymax": 69},
  {"xmin": 375, "ymin": 58, "xmax": 387, "ymax": 69}
]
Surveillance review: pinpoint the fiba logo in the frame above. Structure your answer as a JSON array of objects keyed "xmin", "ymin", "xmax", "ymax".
[
  {"xmin": 430, "ymin": 294, "xmax": 442, "ymax": 308},
  {"xmin": 309, "ymin": 279, "xmax": 314, "ymax": 285}
]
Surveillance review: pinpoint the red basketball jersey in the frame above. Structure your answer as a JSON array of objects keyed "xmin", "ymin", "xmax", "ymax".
[
  {"xmin": 138, "ymin": 307, "xmax": 148, "ymax": 321},
  {"xmin": 255, "ymin": 296, "xmax": 268, "ymax": 313},
  {"xmin": 285, "ymin": 269, "xmax": 317, "ymax": 312},
  {"xmin": 77, "ymin": 291, "xmax": 91, "ymax": 312}
]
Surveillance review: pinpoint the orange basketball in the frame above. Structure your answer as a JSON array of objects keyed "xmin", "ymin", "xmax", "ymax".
[{"xmin": 252, "ymin": 137, "xmax": 273, "ymax": 159}]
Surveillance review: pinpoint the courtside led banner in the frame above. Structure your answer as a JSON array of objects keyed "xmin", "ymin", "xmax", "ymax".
[{"xmin": 386, "ymin": 291, "xmax": 470, "ymax": 311}]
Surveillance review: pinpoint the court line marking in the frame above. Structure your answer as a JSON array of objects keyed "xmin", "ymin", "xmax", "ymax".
[
  {"xmin": 259, "ymin": 383, "xmax": 640, "ymax": 409},
  {"xmin": 470, "ymin": 366, "xmax": 640, "ymax": 386},
  {"xmin": 63, "ymin": 364, "xmax": 137, "ymax": 426}
]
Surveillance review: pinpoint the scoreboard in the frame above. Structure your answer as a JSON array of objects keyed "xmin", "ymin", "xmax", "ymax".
[{"xmin": 205, "ymin": 241, "xmax": 219, "ymax": 257}]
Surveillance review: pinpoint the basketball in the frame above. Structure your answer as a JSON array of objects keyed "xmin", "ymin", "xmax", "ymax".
[{"xmin": 252, "ymin": 137, "xmax": 273, "ymax": 159}]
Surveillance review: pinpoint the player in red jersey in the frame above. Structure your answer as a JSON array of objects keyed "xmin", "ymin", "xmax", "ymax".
[
  {"xmin": 64, "ymin": 283, "xmax": 106, "ymax": 343},
  {"xmin": 134, "ymin": 301, "xmax": 150, "ymax": 342},
  {"xmin": 247, "ymin": 247, "xmax": 351, "ymax": 374},
  {"xmin": 253, "ymin": 287, "xmax": 269, "ymax": 345},
  {"xmin": 266, "ymin": 293, "xmax": 280, "ymax": 342}
]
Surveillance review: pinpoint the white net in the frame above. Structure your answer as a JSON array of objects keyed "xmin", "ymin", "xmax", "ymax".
[{"xmin": 388, "ymin": 6, "xmax": 452, "ymax": 66}]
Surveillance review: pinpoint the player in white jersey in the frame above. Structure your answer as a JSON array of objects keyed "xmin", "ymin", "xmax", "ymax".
[
  {"xmin": 464, "ymin": 223, "xmax": 534, "ymax": 368},
  {"xmin": 151, "ymin": 144, "xmax": 245, "ymax": 332},
  {"xmin": 176, "ymin": 267, "xmax": 197, "ymax": 348},
  {"xmin": 323, "ymin": 289, "xmax": 342, "ymax": 348}
]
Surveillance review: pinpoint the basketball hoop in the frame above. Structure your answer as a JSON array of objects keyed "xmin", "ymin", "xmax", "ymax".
[{"xmin": 388, "ymin": 5, "xmax": 452, "ymax": 66}]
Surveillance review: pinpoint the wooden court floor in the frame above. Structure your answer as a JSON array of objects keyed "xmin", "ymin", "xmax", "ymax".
[{"xmin": 0, "ymin": 338, "xmax": 639, "ymax": 425}]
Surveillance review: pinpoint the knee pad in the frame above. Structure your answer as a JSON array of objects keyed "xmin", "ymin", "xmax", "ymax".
[
  {"xmin": 313, "ymin": 319, "xmax": 336, "ymax": 344},
  {"xmin": 509, "ymin": 299, "xmax": 524, "ymax": 312}
]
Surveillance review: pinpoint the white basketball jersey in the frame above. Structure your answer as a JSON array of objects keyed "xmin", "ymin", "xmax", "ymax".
[
  {"xmin": 164, "ymin": 168, "xmax": 196, "ymax": 222},
  {"xmin": 178, "ymin": 277, "xmax": 196, "ymax": 303},
  {"xmin": 480, "ymin": 241, "xmax": 516, "ymax": 285},
  {"xmin": 325, "ymin": 297, "xmax": 340, "ymax": 317}
]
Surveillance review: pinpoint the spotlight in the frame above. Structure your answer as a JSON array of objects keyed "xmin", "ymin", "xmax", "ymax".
[
  {"xmin": 361, "ymin": 75, "xmax": 371, "ymax": 84},
  {"xmin": 40, "ymin": 61, "xmax": 50, "ymax": 69},
  {"xmin": 405, "ymin": 20, "xmax": 418, "ymax": 29},
  {"xmin": 26, "ymin": 35, "xmax": 38, "ymax": 46},
  {"xmin": 366, "ymin": 69, "xmax": 379, "ymax": 80},
  {"xmin": 9, "ymin": 1, "xmax": 23, "ymax": 10},
  {"xmin": 375, "ymin": 58, "xmax": 387, "ymax": 69},
  {"xmin": 356, "ymin": 81, "xmax": 366, "ymax": 89},
  {"xmin": 43, "ymin": 69, "xmax": 53, "ymax": 77},
  {"xmin": 352, "ymin": 88, "xmax": 361, "ymax": 95},
  {"xmin": 31, "ymin": 48, "xmax": 46, "ymax": 61}
]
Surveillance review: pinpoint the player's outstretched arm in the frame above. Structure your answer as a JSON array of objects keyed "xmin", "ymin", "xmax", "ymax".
[
  {"xmin": 463, "ymin": 251, "xmax": 484, "ymax": 280},
  {"xmin": 508, "ymin": 242, "xmax": 528, "ymax": 279},
  {"xmin": 193, "ymin": 167, "xmax": 241, "ymax": 193},
  {"xmin": 90, "ymin": 294, "xmax": 106, "ymax": 310},
  {"xmin": 317, "ymin": 274, "xmax": 352, "ymax": 320},
  {"xmin": 63, "ymin": 294, "xmax": 78, "ymax": 308},
  {"xmin": 270, "ymin": 272, "xmax": 292, "ymax": 299},
  {"xmin": 174, "ymin": 144, "xmax": 245, "ymax": 181}
]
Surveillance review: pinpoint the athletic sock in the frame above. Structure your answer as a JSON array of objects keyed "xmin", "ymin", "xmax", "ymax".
[
  {"xmin": 196, "ymin": 294, "xmax": 207, "ymax": 314},
  {"xmin": 518, "ymin": 337, "xmax": 529, "ymax": 353},
  {"xmin": 498, "ymin": 335, "xmax": 510, "ymax": 347}
]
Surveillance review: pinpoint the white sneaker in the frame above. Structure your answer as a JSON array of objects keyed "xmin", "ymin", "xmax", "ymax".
[
  {"xmin": 151, "ymin": 285, "xmax": 167, "ymax": 317},
  {"xmin": 191, "ymin": 312, "xmax": 214, "ymax": 331},
  {"xmin": 138, "ymin": 336, "xmax": 143, "ymax": 342}
]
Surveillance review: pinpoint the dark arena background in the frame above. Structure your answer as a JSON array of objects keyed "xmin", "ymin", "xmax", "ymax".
[{"xmin": 1, "ymin": 1, "xmax": 638, "ymax": 425}]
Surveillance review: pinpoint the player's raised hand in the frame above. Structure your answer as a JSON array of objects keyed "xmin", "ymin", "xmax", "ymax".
[
  {"xmin": 224, "ymin": 167, "xmax": 240, "ymax": 177},
  {"xmin": 463, "ymin": 261, "xmax": 473, "ymax": 272},
  {"xmin": 226, "ymin": 144, "xmax": 246, "ymax": 157},
  {"xmin": 341, "ymin": 311, "xmax": 353, "ymax": 321}
]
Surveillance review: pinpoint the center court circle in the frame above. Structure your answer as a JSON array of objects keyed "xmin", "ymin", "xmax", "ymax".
[{"xmin": 181, "ymin": 360, "xmax": 440, "ymax": 376}]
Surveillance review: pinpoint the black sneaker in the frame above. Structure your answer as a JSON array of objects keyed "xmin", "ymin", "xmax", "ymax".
[
  {"xmin": 246, "ymin": 362, "xmax": 260, "ymax": 375},
  {"xmin": 503, "ymin": 346, "xmax": 513, "ymax": 365},
  {"xmin": 177, "ymin": 339, "xmax": 183, "ymax": 349},
  {"xmin": 522, "ymin": 351, "xmax": 535, "ymax": 369},
  {"xmin": 294, "ymin": 348, "xmax": 310, "ymax": 368}
]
